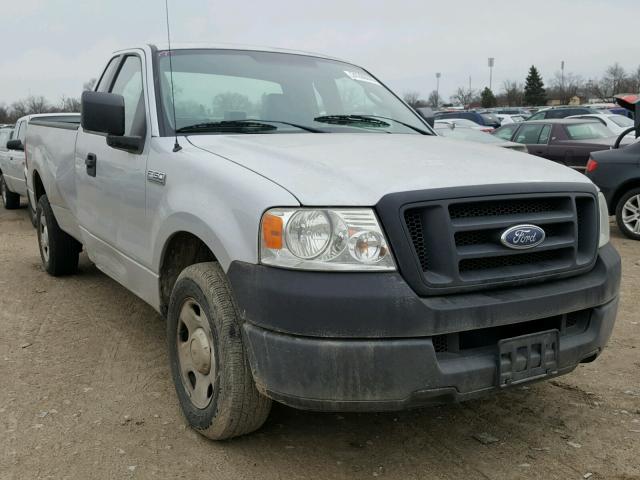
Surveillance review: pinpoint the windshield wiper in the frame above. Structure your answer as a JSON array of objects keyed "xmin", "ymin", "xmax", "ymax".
[
  {"xmin": 314, "ymin": 114, "xmax": 431, "ymax": 135},
  {"xmin": 175, "ymin": 120, "xmax": 322, "ymax": 134},
  {"xmin": 313, "ymin": 115, "xmax": 391, "ymax": 129}
]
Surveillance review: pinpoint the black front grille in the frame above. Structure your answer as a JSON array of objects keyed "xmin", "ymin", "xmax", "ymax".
[
  {"xmin": 400, "ymin": 191, "xmax": 599, "ymax": 294},
  {"xmin": 404, "ymin": 210, "xmax": 430, "ymax": 271},
  {"xmin": 449, "ymin": 197, "xmax": 564, "ymax": 219},
  {"xmin": 459, "ymin": 249, "xmax": 570, "ymax": 273}
]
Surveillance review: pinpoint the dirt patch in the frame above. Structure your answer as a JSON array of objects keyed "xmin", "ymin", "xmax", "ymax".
[{"xmin": 1, "ymin": 206, "xmax": 638, "ymax": 479}]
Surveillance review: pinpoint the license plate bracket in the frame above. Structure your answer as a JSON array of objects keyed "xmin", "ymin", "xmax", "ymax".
[{"xmin": 498, "ymin": 329, "xmax": 559, "ymax": 387}]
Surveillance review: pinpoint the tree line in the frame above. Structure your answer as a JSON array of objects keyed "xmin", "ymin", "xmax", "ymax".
[
  {"xmin": 0, "ymin": 79, "xmax": 96, "ymax": 124},
  {"xmin": 404, "ymin": 62, "xmax": 640, "ymax": 109}
]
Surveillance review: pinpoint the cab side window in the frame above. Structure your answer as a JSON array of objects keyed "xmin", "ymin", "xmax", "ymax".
[
  {"xmin": 110, "ymin": 56, "xmax": 146, "ymax": 137},
  {"xmin": 18, "ymin": 121, "xmax": 27, "ymax": 143}
]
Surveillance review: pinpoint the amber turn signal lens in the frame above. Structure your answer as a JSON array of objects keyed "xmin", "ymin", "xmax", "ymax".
[{"xmin": 262, "ymin": 213, "xmax": 283, "ymax": 249}]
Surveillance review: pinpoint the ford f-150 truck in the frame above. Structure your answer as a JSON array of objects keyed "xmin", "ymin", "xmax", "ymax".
[{"xmin": 26, "ymin": 44, "xmax": 621, "ymax": 440}]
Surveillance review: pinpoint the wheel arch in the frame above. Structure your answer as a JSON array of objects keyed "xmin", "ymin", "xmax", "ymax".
[{"xmin": 611, "ymin": 177, "xmax": 640, "ymax": 215}]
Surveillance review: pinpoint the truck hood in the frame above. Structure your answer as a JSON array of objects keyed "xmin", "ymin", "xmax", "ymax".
[{"xmin": 188, "ymin": 133, "xmax": 591, "ymax": 205}]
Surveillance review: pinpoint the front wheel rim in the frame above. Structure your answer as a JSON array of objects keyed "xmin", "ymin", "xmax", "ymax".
[
  {"xmin": 39, "ymin": 212, "xmax": 50, "ymax": 263},
  {"xmin": 176, "ymin": 298, "xmax": 217, "ymax": 409},
  {"xmin": 622, "ymin": 194, "xmax": 640, "ymax": 235}
]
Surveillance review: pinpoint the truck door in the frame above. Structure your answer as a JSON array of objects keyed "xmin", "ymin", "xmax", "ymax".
[{"xmin": 75, "ymin": 53, "xmax": 151, "ymax": 279}]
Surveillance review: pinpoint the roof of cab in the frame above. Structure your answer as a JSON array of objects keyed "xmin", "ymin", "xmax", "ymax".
[{"xmin": 121, "ymin": 43, "xmax": 349, "ymax": 64}]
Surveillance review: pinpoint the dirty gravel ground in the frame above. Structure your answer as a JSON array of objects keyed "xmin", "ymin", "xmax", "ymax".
[{"xmin": 0, "ymin": 205, "xmax": 638, "ymax": 480}]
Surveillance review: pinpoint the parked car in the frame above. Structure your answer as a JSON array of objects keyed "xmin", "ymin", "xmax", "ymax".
[
  {"xmin": 494, "ymin": 108, "xmax": 531, "ymax": 116},
  {"xmin": 493, "ymin": 119, "xmax": 626, "ymax": 170},
  {"xmin": 434, "ymin": 118, "xmax": 489, "ymax": 131},
  {"xmin": 27, "ymin": 44, "xmax": 619, "ymax": 440},
  {"xmin": 568, "ymin": 113, "xmax": 636, "ymax": 139},
  {"xmin": 527, "ymin": 106, "xmax": 600, "ymax": 120},
  {"xmin": 434, "ymin": 110, "xmax": 501, "ymax": 129},
  {"xmin": 1, "ymin": 113, "xmax": 79, "ymax": 222},
  {"xmin": 496, "ymin": 114, "xmax": 526, "ymax": 125},
  {"xmin": 586, "ymin": 140, "xmax": 640, "ymax": 239},
  {"xmin": 434, "ymin": 124, "xmax": 528, "ymax": 152}
]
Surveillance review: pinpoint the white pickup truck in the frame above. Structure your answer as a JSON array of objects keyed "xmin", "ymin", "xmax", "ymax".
[{"xmin": 27, "ymin": 44, "xmax": 621, "ymax": 440}]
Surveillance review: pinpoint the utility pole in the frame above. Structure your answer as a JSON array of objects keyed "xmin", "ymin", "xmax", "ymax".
[
  {"xmin": 561, "ymin": 60, "xmax": 565, "ymax": 104},
  {"xmin": 488, "ymin": 58, "xmax": 495, "ymax": 91},
  {"xmin": 436, "ymin": 72, "xmax": 441, "ymax": 108}
]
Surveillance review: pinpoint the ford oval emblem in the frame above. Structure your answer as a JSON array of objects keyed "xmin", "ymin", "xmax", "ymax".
[{"xmin": 500, "ymin": 224, "xmax": 546, "ymax": 250}]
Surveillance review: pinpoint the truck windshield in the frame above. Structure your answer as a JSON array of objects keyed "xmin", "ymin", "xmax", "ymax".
[{"xmin": 157, "ymin": 49, "xmax": 431, "ymax": 135}]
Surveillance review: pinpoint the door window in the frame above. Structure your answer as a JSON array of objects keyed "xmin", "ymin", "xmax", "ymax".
[
  {"xmin": 96, "ymin": 56, "xmax": 121, "ymax": 93},
  {"xmin": 515, "ymin": 124, "xmax": 544, "ymax": 144},
  {"xmin": 495, "ymin": 124, "xmax": 518, "ymax": 141},
  {"xmin": 538, "ymin": 124, "xmax": 552, "ymax": 144},
  {"xmin": 110, "ymin": 56, "xmax": 146, "ymax": 137},
  {"xmin": 528, "ymin": 111, "xmax": 545, "ymax": 120}
]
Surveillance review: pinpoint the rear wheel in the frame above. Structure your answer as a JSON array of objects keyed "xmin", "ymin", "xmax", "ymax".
[
  {"xmin": 1, "ymin": 175, "xmax": 20, "ymax": 209},
  {"xmin": 37, "ymin": 194, "xmax": 81, "ymax": 275},
  {"xmin": 616, "ymin": 187, "xmax": 640, "ymax": 240},
  {"xmin": 167, "ymin": 262, "xmax": 271, "ymax": 440},
  {"xmin": 27, "ymin": 190, "xmax": 37, "ymax": 228}
]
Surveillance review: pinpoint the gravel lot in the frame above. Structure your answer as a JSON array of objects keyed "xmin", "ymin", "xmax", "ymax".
[{"xmin": 1, "ymin": 204, "xmax": 639, "ymax": 480}]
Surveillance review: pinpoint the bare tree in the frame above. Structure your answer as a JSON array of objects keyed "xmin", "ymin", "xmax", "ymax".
[
  {"xmin": 501, "ymin": 80, "xmax": 524, "ymax": 106},
  {"xmin": 59, "ymin": 95, "xmax": 81, "ymax": 112},
  {"xmin": 603, "ymin": 63, "xmax": 627, "ymax": 97},
  {"xmin": 451, "ymin": 87, "xmax": 476, "ymax": 107},
  {"xmin": 403, "ymin": 91, "xmax": 427, "ymax": 108},
  {"xmin": 24, "ymin": 95, "xmax": 51, "ymax": 114},
  {"xmin": 549, "ymin": 71, "xmax": 583, "ymax": 104},
  {"xmin": 427, "ymin": 90, "xmax": 441, "ymax": 109}
]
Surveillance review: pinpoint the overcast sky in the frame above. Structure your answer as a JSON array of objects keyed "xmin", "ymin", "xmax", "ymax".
[{"xmin": 1, "ymin": 0, "xmax": 638, "ymax": 105}]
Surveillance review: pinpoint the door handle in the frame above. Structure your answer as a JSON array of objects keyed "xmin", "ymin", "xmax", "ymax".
[{"xmin": 85, "ymin": 153, "xmax": 97, "ymax": 177}]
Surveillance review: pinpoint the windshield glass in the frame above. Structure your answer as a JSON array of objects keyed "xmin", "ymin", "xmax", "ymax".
[
  {"xmin": 436, "ymin": 126, "xmax": 502, "ymax": 144},
  {"xmin": 157, "ymin": 49, "xmax": 430, "ymax": 135},
  {"xmin": 565, "ymin": 122, "xmax": 614, "ymax": 140},
  {"xmin": 609, "ymin": 115, "xmax": 634, "ymax": 128}
]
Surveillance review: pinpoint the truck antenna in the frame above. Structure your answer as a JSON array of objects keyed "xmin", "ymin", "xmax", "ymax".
[{"xmin": 165, "ymin": 0, "xmax": 182, "ymax": 152}]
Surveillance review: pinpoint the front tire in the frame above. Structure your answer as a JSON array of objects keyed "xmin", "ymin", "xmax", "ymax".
[
  {"xmin": 615, "ymin": 188, "xmax": 640, "ymax": 240},
  {"xmin": 167, "ymin": 262, "xmax": 271, "ymax": 440},
  {"xmin": 1, "ymin": 174, "xmax": 20, "ymax": 210},
  {"xmin": 37, "ymin": 195, "xmax": 81, "ymax": 275}
]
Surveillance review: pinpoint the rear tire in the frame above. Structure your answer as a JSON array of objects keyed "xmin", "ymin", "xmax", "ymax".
[
  {"xmin": 27, "ymin": 190, "xmax": 37, "ymax": 228},
  {"xmin": 1, "ymin": 174, "xmax": 20, "ymax": 210},
  {"xmin": 37, "ymin": 194, "xmax": 81, "ymax": 276},
  {"xmin": 167, "ymin": 262, "xmax": 272, "ymax": 440},
  {"xmin": 615, "ymin": 187, "xmax": 640, "ymax": 240}
]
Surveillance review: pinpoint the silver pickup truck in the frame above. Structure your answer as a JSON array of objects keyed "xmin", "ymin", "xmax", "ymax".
[{"xmin": 27, "ymin": 44, "xmax": 621, "ymax": 440}]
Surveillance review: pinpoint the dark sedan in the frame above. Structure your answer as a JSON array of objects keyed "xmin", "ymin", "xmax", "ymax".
[
  {"xmin": 493, "ymin": 119, "xmax": 624, "ymax": 170},
  {"xmin": 586, "ymin": 141, "xmax": 640, "ymax": 240}
]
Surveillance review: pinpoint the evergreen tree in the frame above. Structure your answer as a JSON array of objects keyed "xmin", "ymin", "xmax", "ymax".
[
  {"xmin": 524, "ymin": 66, "xmax": 547, "ymax": 106},
  {"xmin": 480, "ymin": 87, "xmax": 497, "ymax": 108}
]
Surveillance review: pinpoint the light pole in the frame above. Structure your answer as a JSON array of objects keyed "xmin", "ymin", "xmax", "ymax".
[
  {"xmin": 488, "ymin": 57, "xmax": 495, "ymax": 91},
  {"xmin": 561, "ymin": 60, "xmax": 565, "ymax": 103},
  {"xmin": 435, "ymin": 72, "xmax": 441, "ymax": 108}
]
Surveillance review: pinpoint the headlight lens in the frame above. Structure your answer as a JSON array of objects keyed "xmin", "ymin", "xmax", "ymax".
[
  {"xmin": 598, "ymin": 192, "xmax": 610, "ymax": 248},
  {"xmin": 260, "ymin": 208, "xmax": 395, "ymax": 271}
]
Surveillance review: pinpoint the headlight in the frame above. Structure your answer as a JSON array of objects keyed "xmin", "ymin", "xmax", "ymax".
[
  {"xmin": 260, "ymin": 208, "xmax": 396, "ymax": 271},
  {"xmin": 598, "ymin": 192, "xmax": 610, "ymax": 248}
]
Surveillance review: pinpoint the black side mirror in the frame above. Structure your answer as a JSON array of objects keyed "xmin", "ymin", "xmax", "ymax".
[
  {"xmin": 81, "ymin": 91, "xmax": 125, "ymax": 136},
  {"xmin": 416, "ymin": 107, "xmax": 435, "ymax": 127},
  {"xmin": 6, "ymin": 139, "xmax": 23, "ymax": 151}
]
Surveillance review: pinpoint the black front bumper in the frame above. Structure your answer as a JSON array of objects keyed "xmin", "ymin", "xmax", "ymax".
[{"xmin": 227, "ymin": 244, "xmax": 621, "ymax": 411}]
